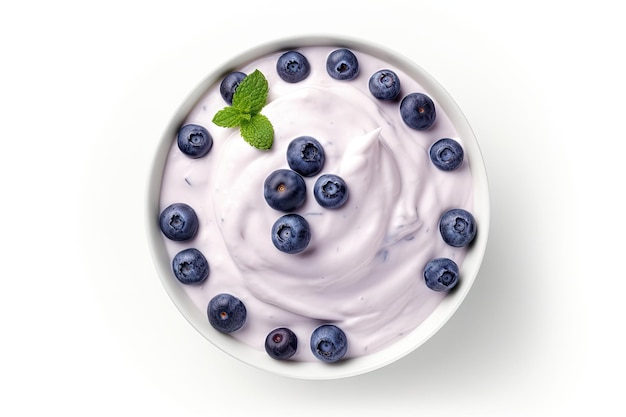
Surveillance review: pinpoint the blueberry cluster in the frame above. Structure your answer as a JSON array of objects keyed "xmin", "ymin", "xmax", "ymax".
[
  {"xmin": 163, "ymin": 122, "xmax": 349, "ymax": 362},
  {"xmin": 274, "ymin": 48, "xmax": 468, "ymax": 174},
  {"xmin": 274, "ymin": 47, "xmax": 477, "ymax": 293},
  {"xmin": 274, "ymin": 47, "xmax": 438, "ymax": 131},
  {"xmin": 159, "ymin": 47, "xmax": 481, "ymax": 363},
  {"xmin": 427, "ymin": 154, "xmax": 475, "ymax": 292},
  {"xmin": 159, "ymin": 202, "xmax": 208, "ymax": 284},
  {"xmin": 265, "ymin": 323, "xmax": 347, "ymax": 362},
  {"xmin": 161, "ymin": 124, "xmax": 250, "ymax": 336},
  {"xmin": 160, "ymin": 126, "xmax": 213, "ymax": 286},
  {"xmin": 264, "ymin": 136, "xmax": 349, "ymax": 255}
]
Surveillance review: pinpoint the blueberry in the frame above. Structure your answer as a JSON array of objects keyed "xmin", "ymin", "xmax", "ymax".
[
  {"xmin": 264, "ymin": 169, "xmax": 307, "ymax": 212},
  {"xmin": 326, "ymin": 48, "xmax": 359, "ymax": 80},
  {"xmin": 400, "ymin": 93, "xmax": 436, "ymax": 130},
  {"xmin": 313, "ymin": 174, "xmax": 349, "ymax": 209},
  {"xmin": 159, "ymin": 203, "xmax": 199, "ymax": 241},
  {"xmin": 424, "ymin": 258, "xmax": 459, "ymax": 291},
  {"xmin": 207, "ymin": 293, "xmax": 247, "ymax": 334},
  {"xmin": 171, "ymin": 248, "xmax": 209, "ymax": 285},
  {"xmin": 368, "ymin": 69, "xmax": 401, "ymax": 100},
  {"xmin": 439, "ymin": 208, "xmax": 477, "ymax": 247},
  {"xmin": 265, "ymin": 327, "xmax": 298, "ymax": 360},
  {"xmin": 429, "ymin": 138, "xmax": 464, "ymax": 171},
  {"xmin": 276, "ymin": 51, "xmax": 310, "ymax": 83},
  {"xmin": 177, "ymin": 124, "xmax": 213, "ymax": 158},
  {"xmin": 219, "ymin": 71, "xmax": 246, "ymax": 105},
  {"xmin": 310, "ymin": 324, "xmax": 348, "ymax": 363},
  {"xmin": 271, "ymin": 214, "xmax": 311, "ymax": 254},
  {"xmin": 286, "ymin": 136, "xmax": 325, "ymax": 177}
]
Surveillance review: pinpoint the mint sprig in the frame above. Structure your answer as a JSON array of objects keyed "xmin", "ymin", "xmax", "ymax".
[{"xmin": 212, "ymin": 69, "xmax": 274, "ymax": 150}]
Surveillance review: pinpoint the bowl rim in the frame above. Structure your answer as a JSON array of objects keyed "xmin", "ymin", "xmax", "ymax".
[{"xmin": 146, "ymin": 33, "xmax": 490, "ymax": 380}]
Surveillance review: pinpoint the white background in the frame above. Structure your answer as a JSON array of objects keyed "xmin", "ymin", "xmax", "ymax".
[{"xmin": 1, "ymin": 0, "xmax": 623, "ymax": 415}]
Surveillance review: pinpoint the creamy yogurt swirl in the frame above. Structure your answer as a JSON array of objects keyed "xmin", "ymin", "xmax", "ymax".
[{"xmin": 159, "ymin": 46, "xmax": 474, "ymax": 361}]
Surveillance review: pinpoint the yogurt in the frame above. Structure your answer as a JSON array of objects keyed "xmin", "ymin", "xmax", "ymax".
[{"xmin": 158, "ymin": 45, "xmax": 474, "ymax": 361}]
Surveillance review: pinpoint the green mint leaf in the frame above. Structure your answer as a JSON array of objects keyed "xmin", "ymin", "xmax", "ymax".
[
  {"xmin": 231, "ymin": 69, "xmax": 268, "ymax": 115},
  {"xmin": 212, "ymin": 106, "xmax": 245, "ymax": 127},
  {"xmin": 240, "ymin": 113, "xmax": 273, "ymax": 150},
  {"xmin": 212, "ymin": 69, "xmax": 274, "ymax": 150}
]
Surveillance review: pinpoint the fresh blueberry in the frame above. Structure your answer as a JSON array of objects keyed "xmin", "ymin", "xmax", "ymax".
[
  {"xmin": 313, "ymin": 174, "xmax": 349, "ymax": 209},
  {"xmin": 368, "ymin": 69, "xmax": 401, "ymax": 100},
  {"xmin": 286, "ymin": 136, "xmax": 325, "ymax": 177},
  {"xmin": 326, "ymin": 48, "xmax": 359, "ymax": 80},
  {"xmin": 219, "ymin": 71, "xmax": 246, "ymax": 105},
  {"xmin": 177, "ymin": 124, "xmax": 213, "ymax": 158},
  {"xmin": 207, "ymin": 293, "xmax": 247, "ymax": 334},
  {"xmin": 265, "ymin": 327, "xmax": 298, "ymax": 360},
  {"xmin": 171, "ymin": 248, "xmax": 209, "ymax": 285},
  {"xmin": 439, "ymin": 208, "xmax": 477, "ymax": 247},
  {"xmin": 424, "ymin": 258, "xmax": 459, "ymax": 291},
  {"xmin": 276, "ymin": 51, "xmax": 310, "ymax": 83},
  {"xmin": 159, "ymin": 203, "xmax": 199, "ymax": 241},
  {"xmin": 400, "ymin": 93, "xmax": 436, "ymax": 130},
  {"xmin": 271, "ymin": 214, "xmax": 311, "ymax": 254},
  {"xmin": 264, "ymin": 169, "xmax": 307, "ymax": 212},
  {"xmin": 429, "ymin": 138, "xmax": 464, "ymax": 171},
  {"xmin": 310, "ymin": 324, "xmax": 348, "ymax": 363}
]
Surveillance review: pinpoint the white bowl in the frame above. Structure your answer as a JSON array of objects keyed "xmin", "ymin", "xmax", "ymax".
[{"xmin": 146, "ymin": 35, "xmax": 490, "ymax": 379}]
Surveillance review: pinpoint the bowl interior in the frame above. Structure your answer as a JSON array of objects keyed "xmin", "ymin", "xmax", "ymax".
[{"xmin": 146, "ymin": 35, "xmax": 490, "ymax": 380}]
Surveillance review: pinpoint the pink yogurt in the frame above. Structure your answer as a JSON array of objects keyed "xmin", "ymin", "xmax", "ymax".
[{"xmin": 158, "ymin": 45, "xmax": 474, "ymax": 362}]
